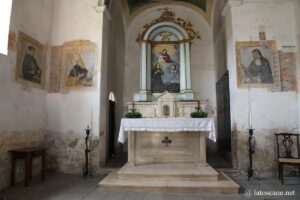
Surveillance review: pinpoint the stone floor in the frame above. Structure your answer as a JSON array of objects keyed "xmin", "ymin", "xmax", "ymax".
[
  {"xmin": 1, "ymin": 153, "xmax": 300, "ymax": 200},
  {"xmin": 0, "ymin": 172, "xmax": 299, "ymax": 200}
]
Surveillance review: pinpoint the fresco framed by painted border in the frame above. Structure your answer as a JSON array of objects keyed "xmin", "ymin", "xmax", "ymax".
[
  {"xmin": 236, "ymin": 40, "xmax": 281, "ymax": 90},
  {"xmin": 60, "ymin": 40, "xmax": 97, "ymax": 92},
  {"xmin": 15, "ymin": 31, "xmax": 46, "ymax": 88}
]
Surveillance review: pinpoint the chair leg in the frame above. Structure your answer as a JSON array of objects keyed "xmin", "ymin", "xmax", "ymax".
[
  {"xmin": 281, "ymin": 163, "xmax": 284, "ymax": 185},
  {"xmin": 278, "ymin": 163, "xmax": 280, "ymax": 180},
  {"xmin": 278, "ymin": 163, "xmax": 282, "ymax": 184}
]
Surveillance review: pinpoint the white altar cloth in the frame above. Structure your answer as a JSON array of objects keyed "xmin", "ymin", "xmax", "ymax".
[{"xmin": 118, "ymin": 117, "xmax": 216, "ymax": 143}]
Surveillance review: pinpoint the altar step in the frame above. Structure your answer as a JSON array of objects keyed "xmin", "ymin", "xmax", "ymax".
[
  {"xmin": 118, "ymin": 163, "xmax": 219, "ymax": 181},
  {"xmin": 99, "ymin": 163, "xmax": 240, "ymax": 193}
]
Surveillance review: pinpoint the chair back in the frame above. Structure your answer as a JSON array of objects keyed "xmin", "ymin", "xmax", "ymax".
[{"xmin": 275, "ymin": 133, "xmax": 300, "ymax": 159}]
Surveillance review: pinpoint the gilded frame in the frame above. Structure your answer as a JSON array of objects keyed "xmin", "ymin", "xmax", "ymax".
[
  {"xmin": 236, "ymin": 40, "xmax": 281, "ymax": 90},
  {"xmin": 15, "ymin": 31, "xmax": 46, "ymax": 88}
]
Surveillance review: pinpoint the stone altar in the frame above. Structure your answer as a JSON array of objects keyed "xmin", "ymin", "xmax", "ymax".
[
  {"xmin": 118, "ymin": 117, "xmax": 216, "ymax": 167},
  {"xmin": 99, "ymin": 97, "xmax": 239, "ymax": 193},
  {"xmin": 99, "ymin": 116, "xmax": 239, "ymax": 193}
]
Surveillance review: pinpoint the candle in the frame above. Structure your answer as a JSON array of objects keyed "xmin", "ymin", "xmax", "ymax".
[
  {"xmin": 249, "ymin": 111, "xmax": 252, "ymax": 129},
  {"xmin": 248, "ymin": 86, "xmax": 252, "ymax": 129},
  {"xmin": 91, "ymin": 106, "xmax": 93, "ymax": 131}
]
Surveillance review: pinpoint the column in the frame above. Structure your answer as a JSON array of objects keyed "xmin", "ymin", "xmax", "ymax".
[
  {"xmin": 140, "ymin": 42, "xmax": 147, "ymax": 91},
  {"xmin": 146, "ymin": 43, "xmax": 152, "ymax": 91},
  {"xmin": 134, "ymin": 42, "xmax": 152, "ymax": 101},
  {"xmin": 179, "ymin": 42, "xmax": 195, "ymax": 100},
  {"xmin": 180, "ymin": 43, "xmax": 186, "ymax": 91},
  {"xmin": 185, "ymin": 42, "xmax": 192, "ymax": 90}
]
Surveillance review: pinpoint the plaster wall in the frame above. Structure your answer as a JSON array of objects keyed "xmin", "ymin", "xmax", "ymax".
[
  {"xmin": 124, "ymin": 5, "xmax": 217, "ymax": 135},
  {"xmin": 212, "ymin": 0, "xmax": 227, "ymax": 79},
  {"xmin": 46, "ymin": 0, "xmax": 104, "ymax": 173},
  {"xmin": 225, "ymin": 0, "xmax": 298, "ymax": 176},
  {"xmin": 106, "ymin": 0, "xmax": 126, "ymax": 155},
  {"xmin": 295, "ymin": 0, "xmax": 300, "ymax": 137},
  {"xmin": 0, "ymin": 0, "xmax": 54, "ymax": 189}
]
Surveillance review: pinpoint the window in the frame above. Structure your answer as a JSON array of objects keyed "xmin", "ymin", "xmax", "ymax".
[{"xmin": 0, "ymin": 0, "xmax": 13, "ymax": 55}]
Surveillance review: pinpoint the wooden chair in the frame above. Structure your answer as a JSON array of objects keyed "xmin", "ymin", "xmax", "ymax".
[{"xmin": 275, "ymin": 133, "xmax": 300, "ymax": 184}]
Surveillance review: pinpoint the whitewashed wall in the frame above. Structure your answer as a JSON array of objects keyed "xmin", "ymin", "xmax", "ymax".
[
  {"xmin": 48, "ymin": 0, "xmax": 101, "ymax": 135},
  {"xmin": 295, "ymin": 0, "xmax": 300, "ymax": 135},
  {"xmin": 0, "ymin": 0, "xmax": 54, "ymax": 189},
  {"xmin": 106, "ymin": 0, "xmax": 126, "ymax": 155},
  {"xmin": 223, "ymin": 0, "xmax": 298, "ymax": 175},
  {"xmin": 46, "ymin": 0, "xmax": 104, "ymax": 172},
  {"xmin": 212, "ymin": 0, "xmax": 227, "ymax": 79}
]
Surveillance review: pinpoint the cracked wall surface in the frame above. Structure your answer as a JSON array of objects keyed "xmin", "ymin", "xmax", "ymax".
[
  {"xmin": 0, "ymin": 131, "xmax": 45, "ymax": 189},
  {"xmin": 44, "ymin": 130, "xmax": 101, "ymax": 174}
]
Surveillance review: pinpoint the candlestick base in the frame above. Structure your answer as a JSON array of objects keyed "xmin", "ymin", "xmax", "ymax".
[
  {"xmin": 83, "ymin": 126, "xmax": 93, "ymax": 179},
  {"xmin": 83, "ymin": 149, "xmax": 93, "ymax": 179},
  {"xmin": 247, "ymin": 128, "xmax": 255, "ymax": 181}
]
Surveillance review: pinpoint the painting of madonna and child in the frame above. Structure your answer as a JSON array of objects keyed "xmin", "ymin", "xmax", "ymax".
[{"xmin": 151, "ymin": 44, "xmax": 180, "ymax": 93}]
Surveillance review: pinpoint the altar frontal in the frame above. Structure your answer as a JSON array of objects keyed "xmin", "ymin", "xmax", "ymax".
[{"xmin": 119, "ymin": 118, "xmax": 216, "ymax": 166}]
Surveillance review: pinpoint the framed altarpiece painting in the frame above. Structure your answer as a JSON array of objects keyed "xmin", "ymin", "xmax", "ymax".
[
  {"xmin": 236, "ymin": 40, "xmax": 281, "ymax": 90},
  {"xmin": 151, "ymin": 38, "xmax": 180, "ymax": 93}
]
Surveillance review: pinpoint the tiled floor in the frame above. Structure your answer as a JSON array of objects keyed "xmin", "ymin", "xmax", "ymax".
[{"xmin": 0, "ymin": 172, "xmax": 299, "ymax": 200}]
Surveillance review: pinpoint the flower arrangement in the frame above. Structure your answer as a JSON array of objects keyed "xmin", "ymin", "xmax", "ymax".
[
  {"xmin": 190, "ymin": 101, "xmax": 208, "ymax": 118},
  {"xmin": 125, "ymin": 102, "xmax": 142, "ymax": 118}
]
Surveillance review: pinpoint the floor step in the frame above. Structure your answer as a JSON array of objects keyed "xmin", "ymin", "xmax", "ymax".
[
  {"xmin": 118, "ymin": 163, "xmax": 219, "ymax": 181},
  {"xmin": 99, "ymin": 171, "xmax": 240, "ymax": 193}
]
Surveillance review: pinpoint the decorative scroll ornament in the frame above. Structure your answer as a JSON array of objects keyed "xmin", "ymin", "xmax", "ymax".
[{"xmin": 136, "ymin": 8, "xmax": 201, "ymax": 43}]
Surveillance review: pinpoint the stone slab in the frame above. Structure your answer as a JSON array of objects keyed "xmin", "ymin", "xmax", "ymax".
[
  {"xmin": 99, "ymin": 164, "xmax": 240, "ymax": 193},
  {"xmin": 118, "ymin": 163, "xmax": 218, "ymax": 181},
  {"xmin": 99, "ymin": 170, "xmax": 240, "ymax": 193}
]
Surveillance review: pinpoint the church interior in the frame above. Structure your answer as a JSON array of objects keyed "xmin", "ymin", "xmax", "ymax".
[{"xmin": 1, "ymin": 0, "xmax": 300, "ymax": 199}]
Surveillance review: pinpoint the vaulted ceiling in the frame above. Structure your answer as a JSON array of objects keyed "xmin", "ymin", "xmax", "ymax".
[
  {"xmin": 121, "ymin": 0, "xmax": 212, "ymax": 25},
  {"xmin": 126, "ymin": 0, "xmax": 207, "ymax": 14}
]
